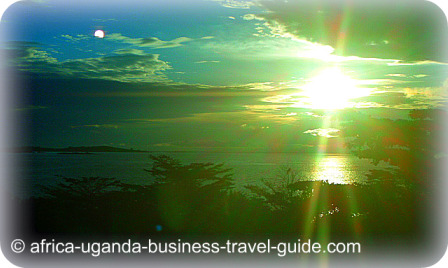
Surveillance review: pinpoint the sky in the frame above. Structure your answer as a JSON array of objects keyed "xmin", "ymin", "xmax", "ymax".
[{"xmin": 1, "ymin": 0, "xmax": 448, "ymax": 151}]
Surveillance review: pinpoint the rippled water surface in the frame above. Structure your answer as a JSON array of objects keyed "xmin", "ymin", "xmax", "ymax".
[{"xmin": 12, "ymin": 152, "xmax": 395, "ymax": 197}]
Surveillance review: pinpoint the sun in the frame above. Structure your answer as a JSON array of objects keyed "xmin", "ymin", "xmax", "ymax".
[{"xmin": 300, "ymin": 67, "xmax": 371, "ymax": 110}]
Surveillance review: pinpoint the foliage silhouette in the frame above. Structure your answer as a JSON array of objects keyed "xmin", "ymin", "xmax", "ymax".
[
  {"xmin": 21, "ymin": 111, "xmax": 439, "ymax": 249},
  {"xmin": 41, "ymin": 176, "xmax": 129, "ymax": 199},
  {"xmin": 146, "ymin": 154, "xmax": 234, "ymax": 190},
  {"xmin": 245, "ymin": 167, "xmax": 312, "ymax": 211},
  {"xmin": 145, "ymin": 154, "xmax": 234, "ymax": 232}
]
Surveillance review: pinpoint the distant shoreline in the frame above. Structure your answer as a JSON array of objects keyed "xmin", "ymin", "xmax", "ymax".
[
  {"xmin": 11, "ymin": 146, "xmax": 348, "ymax": 155},
  {"xmin": 12, "ymin": 146, "xmax": 149, "ymax": 153}
]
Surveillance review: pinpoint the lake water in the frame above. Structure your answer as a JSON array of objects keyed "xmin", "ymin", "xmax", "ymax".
[{"xmin": 11, "ymin": 152, "xmax": 396, "ymax": 198}]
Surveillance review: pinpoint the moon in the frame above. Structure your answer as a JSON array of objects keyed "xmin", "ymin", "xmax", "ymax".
[{"xmin": 94, "ymin": 30, "xmax": 105, "ymax": 38}]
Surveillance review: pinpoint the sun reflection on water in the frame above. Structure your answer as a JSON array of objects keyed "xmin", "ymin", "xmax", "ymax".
[{"xmin": 312, "ymin": 155, "xmax": 354, "ymax": 184}]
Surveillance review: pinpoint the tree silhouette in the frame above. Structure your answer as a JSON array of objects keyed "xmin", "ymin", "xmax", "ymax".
[
  {"xmin": 145, "ymin": 154, "xmax": 234, "ymax": 232},
  {"xmin": 146, "ymin": 154, "xmax": 234, "ymax": 191},
  {"xmin": 41, "ymin": 176, "xmax": 128, "ymax": 199},
  {"xmin": 245, "ymin": 167, "xmax": 312, "ymax": 211}
]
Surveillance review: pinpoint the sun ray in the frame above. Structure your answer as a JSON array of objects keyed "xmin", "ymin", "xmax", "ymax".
[{"xmin": 306, "ymin": 108, "xmax": 364, "ymax": 245}]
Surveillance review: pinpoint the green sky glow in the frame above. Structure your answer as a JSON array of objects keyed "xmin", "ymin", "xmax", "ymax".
[{"xmin": 2, "ymin": 0, "xmax": 447, "ymax": 150}]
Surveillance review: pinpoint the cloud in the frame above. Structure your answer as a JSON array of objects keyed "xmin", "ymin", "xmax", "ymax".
[
  {"xmin": 304, "ymin": 128, "xmax": 340, "ymax": 138},
  {"xmin": 129, "ymin": 109, "xmax": 299, "ymax": 126},
  {"xmin": 92, "ymin": 18, "xmax": 118, "ymax": 22},
  {"xmin": 403, "ymin": 83, "xmax": 448, "ymax": 101},
  {"xmin": 195, "ymin": 60, "xmax": 220, "ymax": 64},
  {"xmin": 106, "ymin": 33, "xmax": 193, "ymax": 48},
  {"xmin": 79, "ymin": 80, "xmax": 297, "ymax": 98},
  {"xmin": 113, "ymin": 48, "xmax": 147, "ymax": 55},
  {"xmin": 9, "ymin": 43, "xmax": 171, "ymax": 82},
  {"xmin": 303, "ymin": 112, "xmax": 325, "ymax": 118},
  {"xmin": 257, "ymin": 0, "xmax": 448, "ymax": 62},
  {"xmin": 61, "ymin": 52, "xmax": 171, "ymax": 82},
  {"xmin": 251, "ymin": 76, "xmax": 448, "ymax": 110},
  {"xmin": 15, "ymin": 105, "xmax": 48, "ymax": 112},
  {"xmin": 242, "ymin": 81, "xmax": 300, "ymax": 92},
  {"xmin": 201, "ymin": 36, "xmax": 315, "ymax": 60},
  {"xmin": 201, "ymin": 27, "xmax": 398, "ymax": 64},
  {"xmin": 61, "ymin": 34, "xmax": 90, "ymax": 42},
  {"xmin": 385, "ymin": 74, "xmax": 407, "ymax": 78},
  {"xmin": 211, "ymin": 0, "xmax": 255, "ymax": 9},
  {"xmin": 242, "ymin": 14, "xmax": 264, "ymax": 21},
  {"xmin": 413, "ymin": 74, "xmax": 429, "ymax": 78},
  {"xmin": 70, "ymin": 124, "xmax": 120, "ymax": 129},
  {"xmin": 353, "ymin": 88, "xmax": 448, "ymax": 109},
  {"xmin": 6, "ymin": 42, "xmax": 62, "ymax": 74},
  {"xmin": 386, "ymin": 60, "xmax": 448, "ymax": 66}
]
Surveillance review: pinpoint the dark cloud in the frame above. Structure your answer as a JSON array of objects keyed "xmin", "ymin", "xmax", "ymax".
[
  {"xmin": 140, "ymin": 37, "xmax": 159, "ymax": 45},
  {"xmin": 113, "ymin": 49, "xmax": 147, "ymax": 55},
  {"xmin": 15, "ymin": 105, "xmax": 48, "ymax": 112},
  {"xmin": 258, "ymin": 0, "xmax": 448, "ymax": 62},
  {"xmin": 355, "ymin": 92, "xmax": 409, "ymax": 106},
  {"xmin": 62, "ymin": 52, "xmax": 170, "ymax": 82},
  {"xmin": 5, "ymin": 42, "xmax": 63, "ymax": 76},
  {"xmin": 353, "ymin": 90, "xmax": 447, "ymax": 109}
]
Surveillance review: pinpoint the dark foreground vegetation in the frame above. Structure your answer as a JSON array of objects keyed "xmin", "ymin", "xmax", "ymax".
[
  {"xmin": 14, "ymin": 109, "xmax": 443, "ymax": 250},
  {"xmin": 22, "ymin": 167, "xmax": 424, "ymax": 240}
]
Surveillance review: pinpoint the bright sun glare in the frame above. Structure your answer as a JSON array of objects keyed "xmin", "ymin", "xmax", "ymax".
[{"xmin": 300, "ymin": 67, "xmax": 371, "ymax": 110}]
